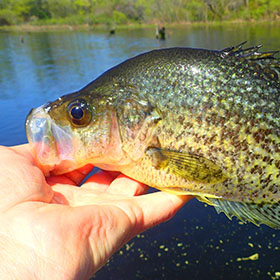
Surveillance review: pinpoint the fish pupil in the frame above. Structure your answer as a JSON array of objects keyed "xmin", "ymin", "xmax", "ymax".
[{"xmin": 71, "ymin": 106, "xmax": 84, "ymax": 120}]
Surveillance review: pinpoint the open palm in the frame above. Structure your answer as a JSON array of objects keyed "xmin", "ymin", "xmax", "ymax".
[{"xmin": 0, "ymin": 145, "xmax": 191, "ymax": 280}]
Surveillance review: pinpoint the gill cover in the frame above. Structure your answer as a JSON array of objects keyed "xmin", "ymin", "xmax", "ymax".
[{"xmin": 115, "ymin": 89, "xmax": 161, "ymax": 160}]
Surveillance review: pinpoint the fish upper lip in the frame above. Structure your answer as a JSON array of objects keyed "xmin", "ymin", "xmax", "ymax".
[
  {"xmin": 25, "ymin": 105, "xmax": 75, "ymax": 174},
  {"xmin": 25, "ymin": 105, "xmax": 60, "ymax": 169},
  {"xmin": 26, "ymin": 106, "xmax": 52, "ymax": 144}
]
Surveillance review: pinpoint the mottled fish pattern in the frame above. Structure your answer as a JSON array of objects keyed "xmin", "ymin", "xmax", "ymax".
[{"xmin": 26, "ymin": 42, "xmax": 280, "ymax": 228}]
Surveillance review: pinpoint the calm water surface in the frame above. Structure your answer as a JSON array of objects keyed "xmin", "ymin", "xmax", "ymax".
[{"xmin": 0, "ymin": 23, "xmax": 279, "ymax": 279}]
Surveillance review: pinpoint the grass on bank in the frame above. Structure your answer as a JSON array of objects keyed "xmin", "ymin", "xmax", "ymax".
[{"xmin": 0, "ymin": 18, "xmax": 279, "ymax": 33}]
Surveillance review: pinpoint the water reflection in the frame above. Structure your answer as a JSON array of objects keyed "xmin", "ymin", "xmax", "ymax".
[{"xmin": 0, "ymin": 23, "xmax": 279, "ymax": 279}]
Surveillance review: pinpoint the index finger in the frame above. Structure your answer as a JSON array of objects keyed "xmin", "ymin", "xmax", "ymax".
[
  {"xmin": 133, "ymin": 192, "xmax": 192, "ymax": 231},
  {"xmin": 47, "ymin": 164, "xmax": 94, "ymax": 186}
]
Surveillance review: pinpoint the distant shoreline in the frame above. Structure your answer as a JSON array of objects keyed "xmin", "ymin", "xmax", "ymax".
[{"xmin": 0, "ymin": 20, "xmax": 279, "ymax": 32}]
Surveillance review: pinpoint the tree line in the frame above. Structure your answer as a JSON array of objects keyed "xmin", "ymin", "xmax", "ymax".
[{"xmin": 0, "ymin": 0, "xmax": 279, "ymax": 26}]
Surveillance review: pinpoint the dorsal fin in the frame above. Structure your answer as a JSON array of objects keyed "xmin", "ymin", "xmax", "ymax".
[
  {"xmin": 220, "ymin": 42, "xmax": 279, "ymax": 82},
  {"xmin": 221, "ymin": 41, "xmax": 247, "ymax": 55},
  {"xmin": 220, "ymin": 41, "xmax": 279, "ymax": 60},
  {"xmin": 208, "ymin": 198, "xmax": 280, "ymax": 229}
]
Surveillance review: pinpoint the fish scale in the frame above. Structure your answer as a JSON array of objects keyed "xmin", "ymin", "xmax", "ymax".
[{"xmin": 25, "ymin": 43, "xmax": 280, "ymax": 228}]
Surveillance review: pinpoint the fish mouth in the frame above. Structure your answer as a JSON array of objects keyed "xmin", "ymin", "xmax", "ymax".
[{"xmin": 25, "ymin": 105, "xmax": 75, "ymax": 175}]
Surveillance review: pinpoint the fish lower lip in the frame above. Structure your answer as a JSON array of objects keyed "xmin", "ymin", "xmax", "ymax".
[{"xmin": 50, "ymin": 123, "xmax": 74, "ymax": 161}]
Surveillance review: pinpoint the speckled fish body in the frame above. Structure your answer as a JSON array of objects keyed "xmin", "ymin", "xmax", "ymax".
[{"xmin": 25, "ymin": 43, "xmax": 280, "ymax": 228}]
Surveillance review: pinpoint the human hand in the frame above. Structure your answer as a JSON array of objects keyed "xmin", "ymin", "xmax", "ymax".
[{"xmin": 0, "ymin": 144, "xmax": 191, "ymax": 280}]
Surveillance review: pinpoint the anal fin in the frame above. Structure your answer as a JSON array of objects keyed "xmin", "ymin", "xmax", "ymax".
[
  {"xmin": 196, "ymin": 195, "xmax": 217, "ymax": 206},
  {"xmin": 209, "ymin": 198, "xmax": 280, "ymax": 229}
]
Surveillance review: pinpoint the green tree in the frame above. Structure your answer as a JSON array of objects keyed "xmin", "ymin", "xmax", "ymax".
[
  {"xmin": 73, "ymin": 0, "xmax": 91, "ymax": 15},
  {"xmin": 45, "ymin": 0, "xmax": 74, "ymax": 18},
  {"xmin": 0, "ymin": 0, "xmax": 279, "ymax": 26}
]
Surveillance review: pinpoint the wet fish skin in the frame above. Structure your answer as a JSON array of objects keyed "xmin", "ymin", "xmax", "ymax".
[{"xmin": 25, "ymin": 43, "xmax": 280, "ymax": 228}]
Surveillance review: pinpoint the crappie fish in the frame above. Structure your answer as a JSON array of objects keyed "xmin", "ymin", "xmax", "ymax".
[{"xmin": 25, "ymin": 42, "xmax": 280, "ymax": 228}]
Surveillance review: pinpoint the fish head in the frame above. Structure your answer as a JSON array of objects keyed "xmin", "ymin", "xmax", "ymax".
[
  {"xmin": 25, "ymin": 90, "xmax": 125, "ymax": 175},
  {"xmin": 25, "ymin": 85, "xmax": 162, "ymax": 175}
]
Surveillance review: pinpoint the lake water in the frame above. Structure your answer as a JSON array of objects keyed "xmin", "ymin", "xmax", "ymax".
[{"xmin": 0, "ymin": 23, "xmax": 279, "ymax": 279}]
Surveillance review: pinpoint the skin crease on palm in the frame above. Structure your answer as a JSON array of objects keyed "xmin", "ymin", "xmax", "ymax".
[{"xmin": 0, "ymin": 144, "xmax": 191, "ymax": 280}]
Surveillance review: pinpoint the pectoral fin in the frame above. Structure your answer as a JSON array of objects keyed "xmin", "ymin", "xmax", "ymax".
[{"xmin": 146, "ymin": 147, "xmax": 227, "ymax": 184}]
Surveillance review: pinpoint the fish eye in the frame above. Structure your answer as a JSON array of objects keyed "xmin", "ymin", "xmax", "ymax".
[
  {"xmin": 70, "ymin": 106, "xmax": 84, "ymax": 120},
  {"xmin": 67, "ymin": 99, "xmax": 91, "ymax": 127}
]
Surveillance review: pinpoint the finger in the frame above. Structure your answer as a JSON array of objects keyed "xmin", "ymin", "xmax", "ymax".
[
  {"xmin": 47, "ymin": 175, "xmax": 75, "ymax": 186},
  {"xmin": 85, "ymin": 170, "xmax": 120, "ymax": 185},
  {"xmin": 134, "ymin": 192, "xmax": 192, "ymax": 231},
  {"xmin": 12, "ymin": 144, "xmax": 94, "ymax": 186},
  {"xmin": 47, "ymin": 164, "xmax": 94, "ymax": 186},
  {"xmin": 82, "ymin": 170, "xmax": 120, "ymax": 192},
  {"xmin": 107, "ymin": 174, "xmax": 149, "ymax": 196},
  {"xmin": 51, "ymin": 183, "xmax": 109, "ymax": 207},
  {"xmin": 51, "ymin": 183, "xmax": 87, "ymax": 206},
  {"xmin": 63, "ymin": 164, "xmax": 94, "ymax": 185},
  {"xmin": 0, "ymin": 145, "xmax": 54, "ymax": 207},
  {"xmin": 10, "ymin": 143, "xmax": 30, "ymax": 153}
]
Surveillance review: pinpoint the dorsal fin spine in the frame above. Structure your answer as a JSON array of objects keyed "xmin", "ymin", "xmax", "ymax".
[{"xmin": 220, "ymin": 42, "xmax": 279, "ymax": 60}]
